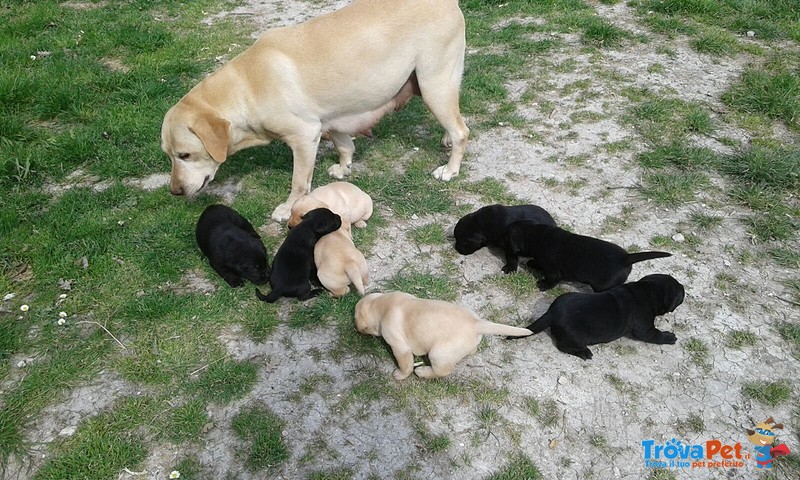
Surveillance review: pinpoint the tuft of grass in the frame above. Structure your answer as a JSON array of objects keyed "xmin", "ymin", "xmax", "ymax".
[
  {"xmin": 689, "ymin": 212, "xmax": 723, "ymax": 231},
  {"xmin": 723, "ymin": 52, "xmax": 800, "ymax": 131},
  {"xmin": 742, "ymin": 381, "xmax": 793, "ymax": 407},
  {"xmin": 308, "ymin": 469, "xmax": 354, "ymax": 480},
  {"xmin": 189, "ymin": 360, "xmax": 258, "ymax": 403},
  {"xmin": 485, "ymin": 453, "xmax": 542, "ymax": 480},
  {"xmin": 648, "ymin": 468, "xmax": 678, "ymax": 480},
  {"xmin": 690, "ymin": 28, "xmax": 740, "ymax": 55},
  {"xmin": 163, "ymin": 399, "xmax": 209, "ymax": 443},
  {"xmin": 676, "ymin": 413, "xmax": 705, "ymax": 435},
  {"xmin": 535, "ymin": 398, "xmax": 560, "ymax": 428},
  {"xmin": 683, "ymin": 337, "xmax": 711, "ymax": 370},
  {"xmin": 231, "ymin": 405, "xmax": 289, "ymax": 471},
  {"xmin": 778, "ymin": 323, "xmax": 800, "ymax": 357},
  {"xmin": 170, "ymin": 456, "xmax": 209, "ymax": 480},
  {"xmin": 768, "ymin": 248, "xmax": 800, "ymax": 268},
  {"xmin": 382, "ymin": 270, "xmax": 459, "ymax": 302},
  {"xmin": 726, "ymin": 330, "xmax": 758, "ymax": 349},
  {"xmin": 411, "ymin": 223, "xmax": 447, "ymax": 246},
  {"xmin": 640, "ymin": 170, "xmax": 709, "ymax": 206}
]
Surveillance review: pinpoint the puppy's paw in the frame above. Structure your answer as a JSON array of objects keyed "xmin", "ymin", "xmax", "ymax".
[
  {"xmin": 392, "ymin": 369, "xmax": 411, "ymax": 381},
  {"xmin": 432, "ymin": 165, "xmax": 459, "ymax": 181},
  {"xmin": 537, "ymin": 279, "xmax": 558, "ymax": 291},
  {"xmin": 502, "ymin": 264, "xmax": 517, "ymax": 274},
  {"xmin": 661, "ymin": 331, "xmax": 678, "ymax": 344},
  {"xmin": 327, "ymin": 163, "xmax": 351, "ymax": 179},
  {"xmin": 225, "ymin": 276, "xmax": 245, "ymax": 288},
  {"xmin": 271, "ymin": 202, "xmax": 293, "ymax": 223},
  {"xmin": 354, "ymin": 220, "xmax": 367, "ymax": 228}
]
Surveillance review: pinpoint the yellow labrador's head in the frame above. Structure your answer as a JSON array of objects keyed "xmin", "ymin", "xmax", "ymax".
[
  {"xmin": 161, "ymin": 99, "xmax": 231, "ymax": 197},
  {"xmin": 287, "ymin": 196, "xmax": 330, "ymax": 228},
  {"xmin": 354, "ymin": 293, "xmax": 383, "ymax": 336}
]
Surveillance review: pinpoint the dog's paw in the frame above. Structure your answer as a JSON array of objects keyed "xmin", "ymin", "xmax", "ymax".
[
  {"xmin": 441, "ymin": 132, "xmax": 452, "ymax": 148},
  {"xmin": 432, "ymin": 165, "xmax": 459, "ymax": 181},
  {"xmin": 661, "ymin": 331, "xmax": 678, "ymax": 344},
  {"xmin": 225, "ymin": 276, "xmax": 245, "ymax": 288},
  {"xmin": 354, "ymin": 220, "xmax": 367, "ymax": 228},
  {"xmin": 327, "ymin": 163, "xmax": 351, "ymax": 179},
  {"xmin": 502, "ymin": 264, "xmax": 517, "ymax": 274},
  {"xmin": 392, "ymin": 369, "xmax": 411, "ymax": 381},
  {"xmin": 271, "ymin": 202, "xmax": 293, "ymax": 223}
]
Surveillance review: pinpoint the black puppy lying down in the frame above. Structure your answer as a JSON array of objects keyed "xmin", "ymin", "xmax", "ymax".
[
  {"xmin": 510, "ymin": 274, "xmax": 685, "ymax": 359},
  {"xmin": 195, "ymin": 204, "xmax": 270, "ymax": 287},
  {"xmin": 503, "ymin": 222, "xmax": 671, "ymax": 291},
  {"xmin": 256, "ymin": 208, "xmax": 341, "ymax": 302},
  {"xmin": 453, "ymin": 204, "xmax": 556, "ymax": 255}
]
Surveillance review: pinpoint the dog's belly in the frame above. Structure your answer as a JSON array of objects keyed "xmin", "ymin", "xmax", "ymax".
[{"xmin": 321, "ymin": 73, "xmax": 418, "ymax": 136}]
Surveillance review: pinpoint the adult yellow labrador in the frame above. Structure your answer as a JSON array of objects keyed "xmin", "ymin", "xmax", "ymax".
[
  {"xmin": 161, "ymin": 0, "xmax": 470, "ymax": 222},
  {"xmin": 355, "ymin": 292, "xmax": 532, "ymax": 380}
]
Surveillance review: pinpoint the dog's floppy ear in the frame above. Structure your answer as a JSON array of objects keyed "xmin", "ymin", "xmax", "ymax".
[
  {"xmin": 189, "ymin": 113, "xmax": 231, "ymax": 163},
  {"xmin": 310, "ymin": 209, "xmax": 342, "ymax": 234},
  {"xmin": 664, "ymin": 277, "xmax": 685, "ymax": 312}
]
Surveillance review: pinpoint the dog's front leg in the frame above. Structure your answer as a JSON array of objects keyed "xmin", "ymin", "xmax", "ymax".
[
  {"xmin": 271, "ymin": 131, "xmax": 322, "ymax": 222},
  {"xmin": 502, "ymin": 251, "xmax": 520, "ymax": 274},
  {"xmin": 391, "ymin": 347, "xmax": 414, "ymax": 380},
  {"xmin": 327, "ymin": 131, "xmax": 354, "ymax": 179}
]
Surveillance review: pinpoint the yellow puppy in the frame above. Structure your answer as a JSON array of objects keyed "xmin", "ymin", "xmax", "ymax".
[
  {"xmin": 288, "ymin": 182, "xmax": 373, "ymax": 229},
  {"xmin": 315, "ymin": 221, "xmax": 369, "ymax": 296},
  {"xmin": 355, "ymin": 292, "xmax": 532, "ymax": 380}
]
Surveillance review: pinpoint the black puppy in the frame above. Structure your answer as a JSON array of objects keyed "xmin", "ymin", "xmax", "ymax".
[
  {"xmin": 195, "ymin": 204, "xmax": 270, "ymax": 287},
  {"xmin": 256, "ymin": 208, "xmax": 341, "ymax": 302},
  {"xmin": 453, "ymin": 204, "xmax": 556, "ymax": 255},
  {"xmin": 510, "ymin": 274, "xmax": 685, "ymax": 359},
  {"xmin": 503, "ymin": 222, "xmax": 672, "ymax": 291}
]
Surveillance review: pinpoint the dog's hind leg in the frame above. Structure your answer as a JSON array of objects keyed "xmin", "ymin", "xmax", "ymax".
[
  {"xmin": 417, "ymin": 44, "xmax": 469, "ymax": 181},
  {"xmin": 327, "ymin": 131, "xmax": 354, "ymax": 179},
  {"xmin": 414, "ymin": 362, "xmax": 455, "ymax": 379}
]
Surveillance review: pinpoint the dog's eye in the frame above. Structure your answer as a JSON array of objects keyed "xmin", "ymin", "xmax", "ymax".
[{"xmin": 177, "ymin": 153, "xmax": 191, "ymax": 160}]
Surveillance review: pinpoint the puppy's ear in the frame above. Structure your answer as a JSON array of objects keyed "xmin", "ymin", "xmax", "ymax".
[
  {"xmin": 189, "ymin": 113, "xmax": 231, "ymax": 163},
  {"xmin": 665, "ymin": 280, "xmax": 685, "ymax": 312},
  {"xmin": 313, "ymin": 211, "xmax": 342, "ymax": 234}
]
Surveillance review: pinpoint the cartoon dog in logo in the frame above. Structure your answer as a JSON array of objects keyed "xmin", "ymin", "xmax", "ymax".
[{"xmin": 746, "ymin": 417, "xmax": 791, "ymax": 469}]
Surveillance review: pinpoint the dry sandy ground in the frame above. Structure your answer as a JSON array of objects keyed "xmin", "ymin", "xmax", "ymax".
[{"xmin": 9, "ymin": 1, "xmax": 799, "ymax": 479}]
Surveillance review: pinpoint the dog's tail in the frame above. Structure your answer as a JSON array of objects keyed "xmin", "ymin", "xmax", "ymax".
[
  {"xmin": 625, "ymin": 251, "xmax": 672, "ymax": 266},
  {"xmin": 345, "ymin": 264, "xmax": 368, "ymax": 295},
  {"xmin": 476, "ymin": 320, "xmax": 533, "ymax": 338},
  {"xmin": 255, "ymin": 287, "xmax": 280, "ymax": 303},
  {"xmin": 507, "ymin": 312, "xmax": 553, "ymax": 339}
]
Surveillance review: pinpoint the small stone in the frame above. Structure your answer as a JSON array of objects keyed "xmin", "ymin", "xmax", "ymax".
[
  {"xmin": 747, "ymin": 31, "xmax": 755, "ymax": 37},
  {"xmin": 59, "ymin": 426, "xmax": 77, "ymax": 437},
  {"xmin": 672, "ymin": 233, "xmax": 685, "ymax": 243}
]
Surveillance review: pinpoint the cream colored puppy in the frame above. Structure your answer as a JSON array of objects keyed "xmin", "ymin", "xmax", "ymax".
[
  {"xmin": 355, "ymin": 292, "xmax": 533, "ymax": 380},
  {"xmin": 161, "ymin": 0, "xmax": 469, "ymax": 222},
  {"xmin": 314, "ymin": 221, "xmax": 369, "ymax": 296},
  {"xmin": 288, "ymin": 182, "xmax": 372, "ymax": 229}
]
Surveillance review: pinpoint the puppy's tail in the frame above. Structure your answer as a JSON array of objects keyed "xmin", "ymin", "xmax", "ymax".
[
  {"xmin": 507, "ymin": 312, "xmax": 553, "ymax": 339},
  {"xmin": 625, "ymin": 251, "xmax": 672, "ymax": 265},
  {"xmin": 476, "ymin": 321, "xmax": 533, "ymax": 338},
  {"xmin": 255, "ymin": 287, "xmax": 280, "ymax": 303},
  {"xmin": 345, "ymin": 264, "xmax": 368, "ymax": 295}
]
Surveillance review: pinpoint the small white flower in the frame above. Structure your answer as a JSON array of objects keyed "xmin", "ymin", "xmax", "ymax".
[
  {"xmin": 169, "ymin": 471, "xmax": 181, "ymax": 479},
  {"xmin": 3, "ymin": 293, "xmax": 14, "ymax": 301},
  {"xmin": 59, "ymin": 293, "xmax": 67, "ymax": 299},
  {"xmin": 20, "ymin": 304, "xmax": 29, "ymax": 312},
  {"xmin": 57, "ymin": 318, "xmax": 66, "ymax": 326},
  {"xmin": 59, "ymin": 311, "xmax": 67, "ymax": 318}
]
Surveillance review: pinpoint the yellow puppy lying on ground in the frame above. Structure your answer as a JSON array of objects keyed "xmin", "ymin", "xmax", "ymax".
[
  {"xmin": 315, "ymin": 221, "xmax": 369, "ymax": 296},
  {"xmin": 355, "ymin": 292, "xmax": 533, "ymax": 379},
  {"xmin": 288, "ymin": 182, "xmax": 373, "ymax": 229}
]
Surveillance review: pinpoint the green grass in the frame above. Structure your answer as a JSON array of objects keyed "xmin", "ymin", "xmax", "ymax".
[
  {"xmin": 188, "ymin": 360, "xmax": 258, "ymax": 403},
  {"xmin": 726, "ymin": 330, "xmax": 758, "ymax": 349},
  {"xmin": 485, "ymin": 453, "xmax": 542, "ymax": 480},
  {"xmin": 411, "ymin": 223, "xmax": 447, "ymax": 245},
  {"xmin": 742, "ymin": 381, "xmax": 794, "ymax": 407},
  {"xmin": 231, "ymin": 405, "xmax": 289, "ymax": 471}
]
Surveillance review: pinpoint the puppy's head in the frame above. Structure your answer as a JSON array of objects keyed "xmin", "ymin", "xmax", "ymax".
[
  {"xmin": 161, "ymin": 100, "xmax": 231, "ymax": 197},
  {"xmin": 301, "ymin": 208, "xmax": 342, "ymax": 236},
  {"xmin": 640, "ymin": 274, "xmax": 685, "ymax": 314},
  {"xmin": 288, "ymin": 196, "xmax": 329, "ymax": 228},
  {"xmin": 239, "ymin": 255, "xmax": 270, "ymax": 285},
  {"xmin": 355, "ymin": 293, "xmax": 383, "ymax": 336},
  {"xmin": 453, "ymin": 213, "xmax": 486, "ymax": 255}
]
